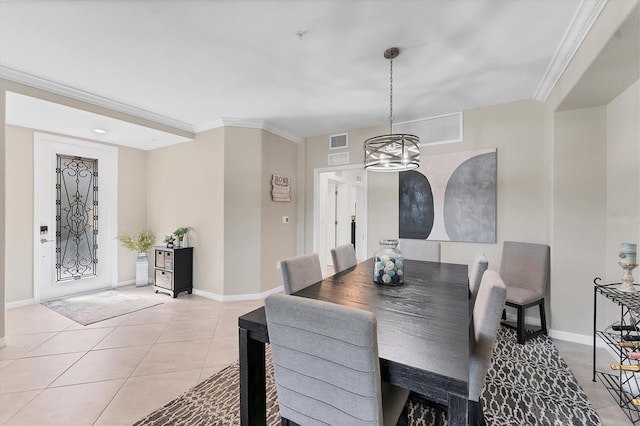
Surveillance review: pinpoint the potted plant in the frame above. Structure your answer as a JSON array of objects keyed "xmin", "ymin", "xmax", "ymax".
[
  {"xmin": 119, "ymin": 230, "xmax": 155, "ymax": 286},
  {"xmin": 174, "ymin": 227, "xmax": 191, "ymax": 248}
]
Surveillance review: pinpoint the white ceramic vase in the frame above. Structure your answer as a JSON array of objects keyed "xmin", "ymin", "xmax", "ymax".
[
  {"xmin": 182, "ymin": 233, "xmax": 189, "ymax": 248},
  {"xmin": 136, "ymin": 252, "xmax": 149, "ymax": 286}
]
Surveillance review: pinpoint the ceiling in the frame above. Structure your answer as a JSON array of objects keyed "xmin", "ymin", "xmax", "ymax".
[{"xmin": 0, "ymin": 0, "xmax": 605, "ymax": 148}]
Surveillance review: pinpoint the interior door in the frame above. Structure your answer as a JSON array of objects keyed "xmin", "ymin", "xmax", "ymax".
[{"xmin": 34, "ymin": 132, "xmax": 118, "ymax": 302}]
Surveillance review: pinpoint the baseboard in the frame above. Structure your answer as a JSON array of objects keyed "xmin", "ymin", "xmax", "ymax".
[
  {"xmin": 5, "ymin": 298, "xmax": 35, "ymax": 310},
  {"xmin": 117, "ymin": 280, "xmax": 136, "ymax": 287},
  {"xmin": 192, "ymin": 285, "xmax": 284, "ymax": 303},
  {"xmin": 0, "ymin": 336, "xmax": 5, "ymax": 348}
]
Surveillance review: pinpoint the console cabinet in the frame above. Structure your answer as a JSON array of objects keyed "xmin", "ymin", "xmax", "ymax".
[{"xmin": 153, "ymin": 247, "xmax": 193, "ymax": 298}]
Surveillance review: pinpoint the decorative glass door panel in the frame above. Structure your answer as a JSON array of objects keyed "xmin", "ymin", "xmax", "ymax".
[{"xmin": 56, "ymin": 154, "xmax": 99, "ymax": 282}]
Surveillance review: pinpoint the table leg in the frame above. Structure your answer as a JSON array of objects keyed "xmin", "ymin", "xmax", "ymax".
[
  {"xmin": 447, "ymin": 393, "xmax": 469, "ymax": 426},
  {"xmin": 239, "ymin": 327, "xmax": 266, "ymax": 426}
]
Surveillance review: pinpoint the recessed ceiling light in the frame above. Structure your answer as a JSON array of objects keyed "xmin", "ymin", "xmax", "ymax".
[{"xmin": 93, "ymin": 128, "xmax": 107, "ymax": 134}]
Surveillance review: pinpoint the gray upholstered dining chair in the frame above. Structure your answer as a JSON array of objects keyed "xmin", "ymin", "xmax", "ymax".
[
  {"xmin": 330, "ymin": 243, "xmax": 357, "ymax": 273},
  {"xmin": 469, "ymin": 269, "xmax": 507, "ymax": 425},
  {"xmin": 264, "ymin": 293, "xmax": 410, "ymax": 426},
  {"xmin": 280, "ymin": 253, "xmax": 323, "ymax": 295},
  {"xmin": 398, "ymin": 239, "xmax": 440, "ymax": 262},
  {"xmin": 500, "ymin": 241, "xmax": 550, "ymax": 344},
  {"xmin": 469, "ymin": 253, "xmax": 489, "ymax": 306}
]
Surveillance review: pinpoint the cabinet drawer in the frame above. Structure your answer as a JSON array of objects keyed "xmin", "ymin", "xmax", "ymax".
[
  {"xmin": 155, "ymin": 250, "xmax": 174, "ymax": 270},
  {"xmin": 155, "ymin": 251, "xmax": 165, "ymax": 268},
  {"xmin": 155, "ymin": 270, "xmax": 173, "ymax": 289},
  {"xmin": 163, "ymin": 251, "xmax": 173, "ymax": 270}
]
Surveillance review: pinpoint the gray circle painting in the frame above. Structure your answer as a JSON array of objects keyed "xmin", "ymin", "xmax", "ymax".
[{"xmin": 399, "ymin": 149, "xmax": 496, "ymax": 243}]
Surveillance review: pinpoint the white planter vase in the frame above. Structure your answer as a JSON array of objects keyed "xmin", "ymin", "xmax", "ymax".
[
  {"xmin": 182, "ymin": 233, "xmax": 189, "ymax": 248},
  {"xmin": 136, "ymin": 252, "xmax": 149, "ymax": 286}
]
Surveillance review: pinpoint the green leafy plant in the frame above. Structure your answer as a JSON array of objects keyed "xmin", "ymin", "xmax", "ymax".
[
  {"xmin": 174, "ymin": 227, "xmax": 191, "ymax": 241},
  {"xmin": 119, "ymin": 230, "xmax": 155, "ymax": 252}
]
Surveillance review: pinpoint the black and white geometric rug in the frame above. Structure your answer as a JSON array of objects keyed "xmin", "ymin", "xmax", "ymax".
[{"xmin": 134, "ymin": 327, "xmax": 602, "ymax": 426}]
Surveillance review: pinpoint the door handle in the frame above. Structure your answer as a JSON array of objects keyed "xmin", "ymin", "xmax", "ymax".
[{"xmin": 40, "ymin": 238, "xmax": 54, "ymax": 244}]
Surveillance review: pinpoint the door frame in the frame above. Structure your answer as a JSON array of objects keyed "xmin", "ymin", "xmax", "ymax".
[
  {"xmin": 33, "ymin": 132, "xmax": 118, "ymax": 302},
  {"xmin": 313, "ymin": 164, "xmax": 368, "ymax": 274}
]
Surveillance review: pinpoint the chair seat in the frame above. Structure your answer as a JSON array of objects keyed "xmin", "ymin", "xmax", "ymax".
[{"xmin": 506, "ymin": 286, "xmax": 543, "ymax": 305}]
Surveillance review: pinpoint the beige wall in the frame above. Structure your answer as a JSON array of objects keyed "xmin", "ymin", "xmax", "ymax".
[
  {"xmin": 552, "ymin": 107, "xmax": 608, "ymax": 336},
  {"xmin": 145, "ymin": 126, "xmax": 298, "ymax": 297},
  {"xmin": 223, "ymin": 127, "xmax": 262, "ymax": 296},
  {"xmin": 118, "ymin": 146, "xmax": 149, "ymax": 282},
  {"xmin": 1, "ymin": 85, "xmax": 6, "ymax": 342},
  {"xmin": 260, "ymin": 130, "xmax": 298, "ymax": 293},
  {"xmin": 606, "ymin": 80, "xmax": 640, "ymax": 284},
  {"xmin": 5, "ymin": 125, "xmax": 33, "ymax": 302},
  {"xmin": 303, "ymin": 100, "xmax": 549, "ymax": 275},
  {"xmin": 146, "ymin": 127, "xmax": 225, "ymax": 295}
]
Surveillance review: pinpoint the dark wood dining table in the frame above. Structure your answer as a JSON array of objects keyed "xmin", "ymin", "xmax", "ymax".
[{"xmin": 238, "ymin": 258, "xmax": 470, "ymax": 425}]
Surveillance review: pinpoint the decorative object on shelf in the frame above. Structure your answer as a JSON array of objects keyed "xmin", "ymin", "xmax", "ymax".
[
  {"xmin": 164, "ymin": 235, "xmax": 175, "ymax": 248},
  {"xmin": 620, "ymin": 243, "xmax": 637, "ymax": 265},
  {"xmin": 118, "ymin": 230, "xmax": 155, "ymax": 287},
  {"xmin": 373, "ymin": 238, "xmax": 404, "ymax": 285},
  {"xmin": 173, "ymin": 227, "xmax": 191, "ymax": 248},
  {"xmin": 271, "ymin": 174, "xmax": 291, "ymax": 202},
  {"xmin": 364, "ymin": 47, "xmax": 420, "ymax": 172},
  {"xmin": 619, "ymin": 243, "xmax": 638, "ymax": 292},
  {"xmin": 619, "ymin": 262, "xmax": 639, "ymax": 292}
]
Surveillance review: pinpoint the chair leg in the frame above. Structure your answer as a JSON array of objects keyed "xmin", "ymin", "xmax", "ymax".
[
  {"xmin": 469, "ymin": 400, "xmax": 486, "ymax": 426},
  {"xmin": 539, "ymin": 300, "xmax": 547, "ymax": 335},
  {"xmin": 516, "ymin": 305, "xmax": 526, "ymax": 344},
  {"xmin": 501, "ymin": 308, "xmax": 506, "ymax": 321}
]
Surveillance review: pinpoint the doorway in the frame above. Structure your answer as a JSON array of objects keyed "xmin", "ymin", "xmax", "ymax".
[
  {"xmin": 314, "ymin": 165, "xmax": 367, "ymax": 275},
  {"xmin": 33, "ymin": 132, "xmax": 118, "ymax": 302}
]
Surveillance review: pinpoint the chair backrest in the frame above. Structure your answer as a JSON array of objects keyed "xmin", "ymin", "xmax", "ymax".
[
  {"xmin": 264, "ymin": 293, "xmax": 384, "ymax": 425},
  {"xmin": 280, "ymin": 253, "xmax": 323, "ymax": 295},
  {"xmin": 398, "ymin": 239, "xmax": 441, "ymax": 262},
  {"xmin": 469, "ymin": 269, "xmax": 507, "ymax": 402},
  {"xmin": 500, "ymin": 241, "xmax": 550, "ymax": 297},
  {"xmin": 331, "ymin": 243, "xmax": 357, "ymax": 273},
  {"xmin": 469, "ymin": 252, "xmax": 489, "ymax": 300}
]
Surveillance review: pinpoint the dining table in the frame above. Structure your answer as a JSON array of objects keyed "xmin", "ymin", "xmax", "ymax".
[{"xmin": 238, "ymin": 258, "xmax": 470, "ymax": 425}]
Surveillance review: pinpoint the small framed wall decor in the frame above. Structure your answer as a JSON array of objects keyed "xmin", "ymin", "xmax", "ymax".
[{"xmin": 271, "ymin": 174, "xmax": 291, "ymax": 202}]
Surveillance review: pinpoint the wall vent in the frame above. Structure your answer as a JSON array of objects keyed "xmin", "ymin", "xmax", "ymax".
[
  {"xmin": 329, "ymin": 133, "xmax": 348, "ymax": 149},
  {"xmin": 328, "ymin": 152, "xmax": 349, "ymax": 165},
  {"xmin": 394, "ymin": 112, "xmax": 463, "ymax": 146}
]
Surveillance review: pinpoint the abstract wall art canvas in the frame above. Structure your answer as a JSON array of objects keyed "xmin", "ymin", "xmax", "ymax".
[{"xmin": 399, "ymin": 148, "xmax": 496, "ymax": 243}]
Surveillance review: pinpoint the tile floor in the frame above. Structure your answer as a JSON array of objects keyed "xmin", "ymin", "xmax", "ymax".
[
  {"xmin": 0, "ymin": 285, "xmax": 634, "ymax": 425},
  {"xmin": 0, "ymin": 286, "xmax": 262, "ymax": 425}
]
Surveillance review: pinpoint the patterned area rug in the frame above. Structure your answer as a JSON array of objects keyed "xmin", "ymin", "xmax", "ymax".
[
  {"xmin": 134, "ymin": 327, "xmax": 601, "ymax": 425},
  {"xmin": 42, "ymin": 290, "xmax": 162, "ymax": 325}
]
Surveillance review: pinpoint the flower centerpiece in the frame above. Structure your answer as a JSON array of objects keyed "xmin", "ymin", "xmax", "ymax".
[{"xmin": 119, "ymin": 230, "xmax": 155, "ymax": 286}]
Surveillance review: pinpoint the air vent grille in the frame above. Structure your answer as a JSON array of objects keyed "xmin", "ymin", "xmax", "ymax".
[
  {"xmin": 328, "ymin": 152, "xmax": 349, "ymax": 165},
  {"xmin": 329, "ymin": 133, "xmax": 348, "ymax": 149},
  {"xmin": 394, "ymin": 112, "xmax": 463, "ymax": 146}
]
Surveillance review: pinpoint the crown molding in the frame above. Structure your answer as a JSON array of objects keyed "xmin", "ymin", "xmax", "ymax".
[
  {"xmin": 194, "ymin": 117, "xmax": 302, "ymax": 143},
  {"xmin": 1, "ymin": 66, "xmax": 303, "ymax": 143},
  {"xmin": 533, "ymin": 0, "xmax": 608, "ymax": 101},
  {"xmin": 1, "ymin": 65, "xmax": 195, "ymax": 133}
]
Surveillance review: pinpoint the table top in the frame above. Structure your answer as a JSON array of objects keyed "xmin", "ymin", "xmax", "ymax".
[{"xmin": 239, "ymin": 258, "xmax": 470, "ymax": 399}]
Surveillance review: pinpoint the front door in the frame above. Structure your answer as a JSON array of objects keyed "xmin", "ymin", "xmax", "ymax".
[{"xmin": 34, "ymin": 132, "xmax": 118, "ymax": 302}]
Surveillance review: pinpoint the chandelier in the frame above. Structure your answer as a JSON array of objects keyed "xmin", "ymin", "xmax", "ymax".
[{"xmin": 364, "ymin": 47, "xmax": 420, "ymax": 172}]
